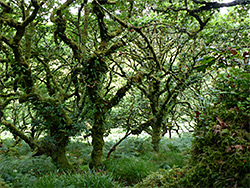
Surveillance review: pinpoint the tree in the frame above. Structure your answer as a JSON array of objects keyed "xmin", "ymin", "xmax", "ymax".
[
  {"xmin": 0, "ymin": 0, "xmax": 137, "ymax": 170},
  {"xmin": 1, "ymin": 0, "xmax": 249, "ymax": 171},
  {"xmin": 95, "ymin": 0, "xmax": 250, "ymax": 152}
]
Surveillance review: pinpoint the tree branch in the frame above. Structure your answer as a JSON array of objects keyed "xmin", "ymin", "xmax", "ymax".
[
  {"xmin": 154, "ymin": 0, "xmax": 250, "ymax": 14},
  {"xmin": 1, "ymin": 120, "xmax": 38, "ymax": 150},
  {"xmin": 0, "ymin": 1, "xmax": 12, "ymax": 13},
  {"xmin": 22, "ymin": 0, "xmax": 43, "ymax": 27},
  {"xmin": 191, "ymin": 0, "xmax": 250, "ymax": 13}
]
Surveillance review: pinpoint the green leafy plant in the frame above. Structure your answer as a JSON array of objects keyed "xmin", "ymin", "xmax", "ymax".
[
  {"xmin": 104, "ymin": 156, "xmax": 155, "ymax": 186},
  {"xmin": 0, "ymin": 152, "xmax": 56, "ymax": 187},
  {"xmin": 32, "ymin": 171, "xmax": 118, "ymax": 188}
]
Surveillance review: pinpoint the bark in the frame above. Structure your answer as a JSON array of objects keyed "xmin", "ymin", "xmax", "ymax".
[
  {"xmin": 89, "ymin": 112, "xmax": 105, "ymax": 169},
  {"xmin": 33, "ymin": 130, "xmax": 74, "ymax": 171},
  {"xmin": 50, "ymin": 144, "xmax": 74, "ymax": 171},
  {"xmin": 151, "ymin": 123, "xmax": 162, "ymax": 152}
]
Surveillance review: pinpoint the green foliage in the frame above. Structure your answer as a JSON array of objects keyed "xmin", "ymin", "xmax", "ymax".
[
  {"xmin": 0, "ymin": 140, "xmax": 56, "ymax": 187},
  {"xmin": 103, "ymin": 134, "xmax": 192, "ymax": 186},
  {"xmin": 104, "ymin": 156, "xmax": 155, "ymax": 186},
  {"xmin": 31, "ymin": 171, "xmax": 118, "ymax": 188},
  {"xmin": 184, "ymin": 64, "xmax": 250, "ymax": 187},
  {"xmin": 181, "ymin": 65, "xmax": 250, "ymax": 187},
  {"xmin": 214, "ymin": 67, "xmax": 250, "ymax": 115},
  {"xmin": 133, "ymin": 168, "xmax": 184, "ymax": 188},
  {"xmin": 181, "ymin": 117, "xmax": 250, "ymax": 187},
  {"xmin": 0, "ymin": 134, "xmax": 192, "ymax": 187},
  {"xmin": 66, "ymin": 140, "xmax": 92, "ymax": 166},
  {"xmin": 134, "ymin": 51, "xmax": 250, "ymax": 188},
  {"xmin": 0, "ymin": 178, "xmax": 10, "ymax": 188},
  {"xmin": 1, "ymin": 0, "xmax": 250, "ymax": 185},
  {"xmin": 0, "ymin": 140, "xmax": 117, "ymax": 188},
  {"xmin": 0, "ymin": 154, "xmax": 56, "ymax": 187},
  {"xmin": 135, "ymin": 119, "xmax": 250, "ymax": 187}
]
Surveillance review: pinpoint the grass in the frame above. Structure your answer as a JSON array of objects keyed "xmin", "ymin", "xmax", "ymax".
[
  {"xmin": 0, "ymin": 132, "xmax": 192, "ymax": 187},
  {"xmin": 30, "ymin": 171, "xmax": 119, "ymax": 188},
  {"xmin": 104, "ymin": 156, "xmax": 156, "ymax": 186}
]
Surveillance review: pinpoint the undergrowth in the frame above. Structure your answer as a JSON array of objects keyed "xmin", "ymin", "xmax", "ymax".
[
  {"xmin": 0, "ymin": 133, "xmax": 191, "ymax": 187},
  {"xmin": 135, "ymin": 109, "xmax": 250, "ymax": 188}
]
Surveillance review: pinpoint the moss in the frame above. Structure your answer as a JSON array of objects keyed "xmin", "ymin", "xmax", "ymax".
[
  {"xmin": 89, "ymin": 127, "xmax": 105, "ymax": 169},
  {"xmin": 89, "ymin": 113, "xmax": 106, "ymax": 169},
  {"xmin": 51, "ymin": 146, "xmax": 74, "ymax": 171},
  {"xmin": 135, "ymin": 108, "xmax": 250, "ymax": 188},
  {"xmin": 151, "ymin": 125, "xmax": 161, "ymax": 152}
]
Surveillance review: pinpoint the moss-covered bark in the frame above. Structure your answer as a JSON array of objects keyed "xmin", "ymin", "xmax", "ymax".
[
  {"xmin": 50, "ymin": 142, "xmax": 74, "ymax": 171},
  {"xmin": 49, "ymin": 0, "xmax": 130, "ymax": 170},
  {"xmin": 151, "ymin": 124, "xmax": 161, "ymax": 152},
  {"xmin": 34, "ymin": 128, "xmax": 74, "ymax": 171},
  {"xmin": 40, "ymin": 103, "xmax": 74, "ymax": 171},
  {"xmin": 89, "ymin": 112, "xmax": 105, "ymax": 169}
]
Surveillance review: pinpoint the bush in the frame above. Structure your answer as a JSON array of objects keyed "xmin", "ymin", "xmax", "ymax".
[
  {"xmin": 135, "ymin": 115, "xmax": 250, "ymax": 187},
  {"xmin": 181, "ymin": 108, "xmax": 250, "ymax": 188},
  {"xmin": 133, "ymin": 168, "xmax": 184, "ymax": 188}
]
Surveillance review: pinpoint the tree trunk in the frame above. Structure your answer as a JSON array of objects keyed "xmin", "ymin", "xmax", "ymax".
[
  {"xmin": 151, "ymin": 124, "xmax": 161, "ymax": 152},
  {"xmin": 50, "ymin": 145, "xmax": 74, "ymax": 171},
  {"xmin": 89, "ymin": 113, "xmax": 105, "ymax": 169},
  {"xmin": 34, "ymin": 132, "xmax": 74, "ymax": 171}
]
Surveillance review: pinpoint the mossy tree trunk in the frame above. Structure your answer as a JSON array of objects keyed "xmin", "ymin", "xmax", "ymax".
[
  {"xmin": 0, "ymin": 1, "xmax": 75, "ymax": 171},
  {"xmin": 148, "ymin": 76, "xmax": 163, "ymax": 152},
  {"xmin": 50, "ymin": 136, "xmax": 74, "ymax": 171},
  {"xmin": 86, "ymin": 1, "xmax": 132, "ymax": 169},
  {"xmin": 151, "ymin": 122, "xmax": 162, "ymax": 152},
  {"xmin": 41, "ymin": 102, "xmax": 74, "ymax": 171},
  {"xmin": 150, "ymin": 111, "xmax": 164, "ymax": 152},
  {"xmin": 89, "ymin": 111, "xmax": 105, "ymax": 169}
]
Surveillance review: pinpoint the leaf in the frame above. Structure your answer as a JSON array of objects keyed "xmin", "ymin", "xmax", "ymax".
[
  {"xmin": 195, "ymin": 57, "xmax": 216, "ymax": 73},
  {"xmin": 221, "ymin": 129, "xmax": 229, "ymax": 134}
]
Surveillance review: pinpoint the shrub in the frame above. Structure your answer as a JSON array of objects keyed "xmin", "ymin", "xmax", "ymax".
[
  {"xmin": 181, "ymin": 108, "xmax": 250, "ymax": 188},
  {"xmin": 133, "ymin": 168, "xmax": 184, "ymax": 188},
  {"xmin": 134, "ymin": 66, "xmax": 250, "ymax": 188}
]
